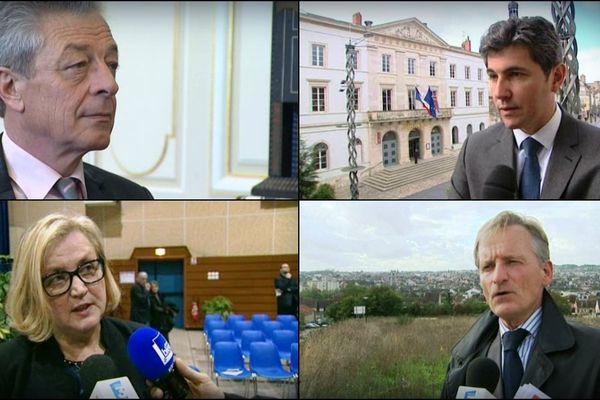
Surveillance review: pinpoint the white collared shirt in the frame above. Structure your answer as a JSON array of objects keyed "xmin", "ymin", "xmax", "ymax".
[
  {"xmin": 2, "ymin": 132, "xmax": 88, "ymax": 199},
  {"xmin": 513, "ymin": 104, "xmax": 562, "ymax": 193},
  {"xmin": 498, "ymin": 306, "xmax": 542, "ymax": 374}
]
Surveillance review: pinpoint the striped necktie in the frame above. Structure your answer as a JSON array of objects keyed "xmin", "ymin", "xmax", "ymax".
[{"xmin": 54, "ymin": 177, "xmax": 80, "ymax": 200}]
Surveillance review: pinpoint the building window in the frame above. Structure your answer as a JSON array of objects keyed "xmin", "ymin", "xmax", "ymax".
[
  {"xmin": 353, "ymin": 50, "xmax": 359, "ymax": 70},
  {"xmin": 450, "ymin": 64, "xmax": 456, "ymax": 78},
  {"xmin": 478, "ymin": 90, "xmax": 484, "ymax": 106},
  {"xmin": 478, "ymin": 68, "xmax": 483, "ymax": 81},
  {"xmin": 465, "ymin": 66, "xmax": 471, "ymax": 80},
  {"xmin": 382, "ymin": 54, "xmax": 391, "ymax": 72},
  {"xmin": 465, "ymin": 89, "xmax": 471, "ymax": 107},
  {"xmin": 313, "ymin": 143, "xmax": 328, "ymax": 170},
  {"xmin": 311, "ymin": 87, "xmax": 326, "ymax": 112},
  {"xmin": 430, "ymin": 61, "xmax": 436, "ymax": 77},
  {"xmin": 408, "ymin": 88, "xmax": 416, "ymax": 110},
  {"xmin": 450, "ymin": 90, "xmax": 456, "ymax": 108},
  {"xmin": 312, "ymin": 44, "xmax": 324, "ymax": 67},
  {"xmin": 408, "ymin": 58, "xmax": 415, "ymax": 75},
  {"xmin": 382, "ymin": 89, "xmax": 392, "ymax": 111},
  {"xmin": 479, "ymin": 122, "xmax": 485, "ymax": 131}
]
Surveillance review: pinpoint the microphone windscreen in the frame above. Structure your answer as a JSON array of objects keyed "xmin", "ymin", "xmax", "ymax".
[
  {"xmin": 465, "ymin": 357, "xmax": 500, "ymax": 394},
  {"xmin": 482, "ymin": 165, "xmax": 516, "ymax": 199},
  {"xmin": 80, "ymin": 354, "xmax": 118, "ymax": 398},
  {"xmin": 127, "ymin": 326, "xmax": 175, "ymax": 381}
]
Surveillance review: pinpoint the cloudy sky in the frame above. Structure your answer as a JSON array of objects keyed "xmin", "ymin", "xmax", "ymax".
[
  {"xmin": 300, "ymin": 201, "xmax": 600, "ymax": 272},
  {"xmin": 300, "ymin": 1, "xmax": 600, "ymax": 83}
]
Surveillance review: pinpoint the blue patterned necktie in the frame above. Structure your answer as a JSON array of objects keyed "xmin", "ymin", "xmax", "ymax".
[
  {"xmin": 54, "ymin": 177, "xmax": 80, "ymax": 200},
  {"xmin": 502, "ymin": 328, "xmax": 528, "ymax": 398},
  {"xmin": 519, "ymin": 137, "xmax": 543, "ymax": 199}
]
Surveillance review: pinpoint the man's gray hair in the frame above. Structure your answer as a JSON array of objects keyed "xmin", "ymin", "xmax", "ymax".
[
  {"xmin": 474, "ymin": 210, "xmax": 550, "ymax": 269},
  {"xmin": 0, "ymin": 1, "xmax": 102, "ymax": 117},
  {"xmin": 479, "ymin": 16, "xmax": 562, "ymax": 79}
]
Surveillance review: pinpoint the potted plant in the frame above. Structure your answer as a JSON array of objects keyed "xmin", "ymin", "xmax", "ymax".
[
  {"xmin": 201, "ymin": 296, "xmax": 233, "ymax": 321},
  {"xmin": 0, "ymin": 270, "xmax": 14, "ymax": 343}
]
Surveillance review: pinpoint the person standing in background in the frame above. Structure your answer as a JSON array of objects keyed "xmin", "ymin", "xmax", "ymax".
[
  {"xmin": 274, "ymin": 263, "xmax": 298, "ymax": 318},
  {"xmin": 130, "ymin": 271, "xmax": 150, "ymax": 324}
]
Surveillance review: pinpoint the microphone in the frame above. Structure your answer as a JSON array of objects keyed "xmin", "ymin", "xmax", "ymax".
[
  {"xmin": 127, "ymin": 326, "xmax": 190, "ymax": 399},
  {"xmin": 456, "ymin": 357, "xmax": 499, "ymax": 399},
  {"xmin": 482, "ymin": 165, "xmax": 517, "ymax": 199},
  {"xmin": 80, "ymin": 355, "xmax": 139, "ymax": 399}
]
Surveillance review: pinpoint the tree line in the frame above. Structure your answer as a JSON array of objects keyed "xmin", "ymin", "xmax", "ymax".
[{"xmin": 301, "ymin": 285, "xmax": 571, "ymax": 323}]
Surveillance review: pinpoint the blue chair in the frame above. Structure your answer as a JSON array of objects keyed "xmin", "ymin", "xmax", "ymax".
[
  {"xmin": 204, "ymin": 313, "xmax": 223, "ymax": 327},
  {"xmin": 271, "ymin": 330, "xmax": 296, "ymax": 365},
  {"xmin": 204, "ymin": 320, "xmax": 227, "ymax": 354},
  {"xmin": 241, "ymin": 330, "xmax": 266, "ymax": 359},
  {"xmin": 290, "ymin": 320, "xmax": 298, "ymax": 334},
  {"xmin": 234, "ymin": 320, "xmax": 254, "ymax": 348},
  {"xmin": 276, "ymin": 315, "xmax": 297, "ymax": 330},
  {"xmin": 261, "ymin": 320, "xmax": 283, "ymax": 343},
  {"xmin": 212, "ymin": 341, "xmax": 253, "ymax": 397},
  {"xmin": 209, "ymin": 329, "xmax": 236, "ymax": 356},
  {"xmin": 249, "ymin": 341, "xmax": 294, "ymax": 398},
  {"xmin": 251, "ymin": 313, "xmax": 271, "ymax": 331},
  {"xmin": 226, "ymin": 314, "xmax": 245, "ymax": 331},
  {"xmin": 290, "ymin": 342, "xmax": 298, "ymax": 376}
]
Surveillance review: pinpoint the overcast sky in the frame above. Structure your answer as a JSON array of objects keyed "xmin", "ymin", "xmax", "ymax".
[
  {"xmin": 300, "ymin": 1, "xmax": 600, "ymax": 83},
  {"xmin": 300, "ymin": 201, "xmax": 600, "ymax": 272}
]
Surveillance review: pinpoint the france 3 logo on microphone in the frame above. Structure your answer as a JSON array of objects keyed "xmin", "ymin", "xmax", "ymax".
[{"xmin": 150, "ymin": 330, "xmax": 174, "ymax": 366}]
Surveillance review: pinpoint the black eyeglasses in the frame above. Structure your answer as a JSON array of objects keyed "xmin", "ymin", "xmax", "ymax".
[{"xmin": 42, "ymin": 258, "xmax": 105, "ymax": 297}]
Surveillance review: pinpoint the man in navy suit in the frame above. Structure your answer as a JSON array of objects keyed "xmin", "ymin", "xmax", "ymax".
[
  {"xmin": 0, "ymin": 2, "xmax": 152, "ymax": 199},
  {"xmin": 449, "ymin": 16, "xmax": 600, "ymax": 199}
]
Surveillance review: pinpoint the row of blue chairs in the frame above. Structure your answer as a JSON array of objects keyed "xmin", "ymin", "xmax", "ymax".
[
  {"xmin": 204, "ymin": 313, "xmax": 298, "ymax": 333},
  {"xmin": 209, "ymin": 328, "xmax": 297, "ymax": 363},
  {"xmin": 212, "ymin": 340, "xmax": 299, "ymax": 398}
]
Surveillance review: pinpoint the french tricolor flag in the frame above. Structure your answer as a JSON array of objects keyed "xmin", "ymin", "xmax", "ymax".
[{"xmin": 416, "ymin": 87, "xmax": 438, "ymax": 118}]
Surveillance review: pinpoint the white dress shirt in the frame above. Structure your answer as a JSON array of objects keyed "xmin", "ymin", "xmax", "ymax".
[
  {"xmin": 513, "ymin": 104, "xmax": 562, "ymax": 193},
  {"xmin": 2, "ymin": 132, "xmax": 87, "ymax": 199}
]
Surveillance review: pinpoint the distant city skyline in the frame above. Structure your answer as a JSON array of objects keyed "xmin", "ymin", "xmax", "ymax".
[
  {"xmin": 300, "ymin": 201, "xmax": 600, "ymax": 272},
  {"xmin": 300, "ymin": 1, "xmax": 600, "ymax": 83}
]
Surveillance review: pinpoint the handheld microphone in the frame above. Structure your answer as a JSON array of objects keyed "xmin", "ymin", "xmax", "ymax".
[
  {"xmin": 456, "ymin": 357, "xmax": 499, "ymax": 399},
  {"xmin": 482, "ymin": 165, "xmax": 517, "ymax": 199},
  {"xmin": 80, "ymin": 354, "xmax": 139, "ymax": 399},
  {"xmin": 127, "ymin": 326, "xmax": 190, "ymax": 399}
]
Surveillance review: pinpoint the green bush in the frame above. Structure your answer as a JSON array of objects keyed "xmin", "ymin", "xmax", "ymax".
[
  {"xmin": 201, "ymin": 296, "xmax": 233, "ymax": 320},
  {"xmin": 310, "ymin": 183, "xmax": 336, "ymax": 199},
  {"xmin": 0, "ymin": 271, "xmax": 14, "ymax": 343}
]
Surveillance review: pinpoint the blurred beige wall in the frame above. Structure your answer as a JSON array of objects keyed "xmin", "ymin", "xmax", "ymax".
[{"xmin": 8, "ymin": 201, "xmax": 298, "ymax": 260}]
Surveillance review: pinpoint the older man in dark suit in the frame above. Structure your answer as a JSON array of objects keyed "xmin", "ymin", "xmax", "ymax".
[
  {"xmin": 0, "ymin": 2, "xmax": 152, "ymax": 199},
  {"xmin": 449, "ymin": 16, "xmax": 600, "ymax": 199},
  {"xmin": 441, "ymin": 211, "xmax": 600, "ymax": 398}
]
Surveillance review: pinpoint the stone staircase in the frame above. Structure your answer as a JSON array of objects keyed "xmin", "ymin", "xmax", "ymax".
[{"xmin": 362, "ymin": 152, "xmax": 458, "ymax": 192}]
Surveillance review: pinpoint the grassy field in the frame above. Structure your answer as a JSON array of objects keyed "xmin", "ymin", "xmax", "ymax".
[{"xmin": 300, "ymin": 315, "xmax": 600, "ymax": 399}]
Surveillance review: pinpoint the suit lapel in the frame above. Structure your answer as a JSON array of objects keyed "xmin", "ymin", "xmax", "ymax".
[
  {"xmin": 0, "ymin": 133, "xmax": 16, "ymax": 199},
  {"xmin": 486, "ymin": 331, "xmax": 503, "ymax": 398},
  {"xmin": 541, "ymin": 112, "xmax": 580, "ymax": 199},
  {"xmin": 495, "ymin": 126, "xmax": 518, "ymax": 169},
  {"xmin": 83, "ymin": 163, "xmax": 103, "ymax": 199}
]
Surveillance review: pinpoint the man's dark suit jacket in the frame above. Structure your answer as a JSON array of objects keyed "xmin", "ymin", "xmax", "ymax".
[
  {"xmin": 440, "ymin": 290, "xmax": 600, "ymax": 398},
  {"xmin": 449, "ymin": 109, "xmax": 600, "ymax": 199},
  {"xmin": 0, "ymin": 133, "xmax": 153, "ymax": 199},
  {"xmin": 130, "ymin": 282, "xmax": 151, "ymax": 324}
]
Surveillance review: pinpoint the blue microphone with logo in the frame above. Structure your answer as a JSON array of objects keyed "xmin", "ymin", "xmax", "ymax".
[{"xmin": 127, "ymin": 327, "xmax": 190, "ymax": 399}]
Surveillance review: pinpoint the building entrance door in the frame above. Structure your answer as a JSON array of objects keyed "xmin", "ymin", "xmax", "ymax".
[
  {"xmin": 431, "ymin": 129, "xmax": 442, "ymax": 156},
  {"xmin": 409, "ymin": 131, "xmax": 420, "ymax": 161},
  {"xmin": 140, "ymin": 260, "xmax": 184, "ymax": 328},
  {"xmin": 382, "ymin": 132, "xmax": 397, "ymax": 167}
]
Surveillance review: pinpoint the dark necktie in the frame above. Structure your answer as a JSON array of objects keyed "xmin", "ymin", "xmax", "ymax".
[
  {"xmin": 54, "ymin": 177, "xmax": 80, "ymax": 199},
  {"xmin": 502, "ymin": 328, "xmax": 529, "ymax": 399},
  {"xmin": 519, "ymin": 137, "xmax": 543, "ymax": 199}
]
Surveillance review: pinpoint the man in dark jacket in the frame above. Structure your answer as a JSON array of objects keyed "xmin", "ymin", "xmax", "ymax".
[
  {"xmin": 441, "ymin": 211, "xmax": 600, "ymax": 398},
  {"xmin": 130, "ymin": 271, "xmax": 150, "ymax": 324},
  {"xmin": 274, "ymin": 263, "xmax": 298, "ymax": 317}
]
